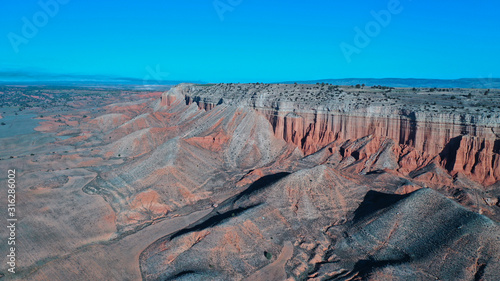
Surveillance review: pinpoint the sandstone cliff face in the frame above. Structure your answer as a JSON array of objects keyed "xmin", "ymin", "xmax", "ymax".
[{"xmin": 164, "ymin": 84, "xmax": 500, "ymax": 186}]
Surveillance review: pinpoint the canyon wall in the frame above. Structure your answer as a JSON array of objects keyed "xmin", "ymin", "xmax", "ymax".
[{"xmin": 162, "ymin": 84, "xmax": 500, "ymax": 185}]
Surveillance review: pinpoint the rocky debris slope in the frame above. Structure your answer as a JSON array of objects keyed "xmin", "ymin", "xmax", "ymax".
[
  {"xmin": 140, "ymin": 170, "xmax": 499, "ymax": 280},
  {"xmin": 333, "ymin": 188, "xmax": 499, "ymax": 280}
]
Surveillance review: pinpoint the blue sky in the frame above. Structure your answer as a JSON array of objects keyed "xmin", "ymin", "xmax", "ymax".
[{"xmin": 1, "ymin": 0, "xmax": 499, "ymax": 82}]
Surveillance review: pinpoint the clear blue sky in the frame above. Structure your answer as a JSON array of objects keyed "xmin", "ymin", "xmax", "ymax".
[{"xmin": 1, "ymin": 0, "xmax": 499, "ymax": 82}]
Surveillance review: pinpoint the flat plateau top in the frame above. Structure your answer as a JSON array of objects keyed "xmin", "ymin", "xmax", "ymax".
[{"xmin": 175, "ymin": 83, "xmax": 500, "ymax": 126}]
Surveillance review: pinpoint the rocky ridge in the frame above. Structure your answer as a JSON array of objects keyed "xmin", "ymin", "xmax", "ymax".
[{"xmin": 162, "ymin": 83, "xmax": 500, "ymax": 186}]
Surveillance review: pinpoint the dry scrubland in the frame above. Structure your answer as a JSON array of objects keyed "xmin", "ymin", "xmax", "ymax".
[{"xmin": 0, "ymin": 83, "xmax": 499, "ymax": 280}]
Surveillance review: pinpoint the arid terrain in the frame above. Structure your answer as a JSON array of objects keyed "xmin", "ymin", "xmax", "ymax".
[{"xmin": 0, "ymin": 83, "xmax": 499, "ymax": 280}]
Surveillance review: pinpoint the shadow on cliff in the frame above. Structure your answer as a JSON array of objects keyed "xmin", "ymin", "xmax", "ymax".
[
  {"xmin": 170, "ymin": 204, "xmax": 260, "ymax": 240},
  {"xmin": 232, "ymin": 172, "xmax": 291, "ymax": 204},
  {"xmin": 493, "ymin": 139, "xmax": 500, "ymax": 154},
  {"xmin": 352, "ymin": 190, "xmax": 409, "ymax": 223},
  {"xmin": 439, "ymin": 135, "xmax": 463, "ymax": 172},
  {"xmin": 169, "ymin": 172, "xmax": 291, "ymax": 241}
]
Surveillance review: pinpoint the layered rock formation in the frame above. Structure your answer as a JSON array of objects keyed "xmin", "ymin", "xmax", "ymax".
[
  {"xmin": 1, "ymin": 84, "xmax": 499, "ymax": 281},
  {"xmin": 166, "ymin": 83, "xmax": 500, "ymax": 186}
]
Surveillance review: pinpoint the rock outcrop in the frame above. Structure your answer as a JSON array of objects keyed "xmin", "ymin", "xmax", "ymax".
[{"xmin": 164, "ymin": 83, "xmax": 500, "ymax": 186}]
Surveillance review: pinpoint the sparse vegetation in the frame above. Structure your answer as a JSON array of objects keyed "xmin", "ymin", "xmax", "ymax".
[{"xmin": 264, "ymin": 251, "xmax": 272, "ymax": 260}]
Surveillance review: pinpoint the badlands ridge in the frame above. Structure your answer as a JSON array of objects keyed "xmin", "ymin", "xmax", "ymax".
[{"xmin": 0, "ymin": 83, "xmax": 499, "ymax": 280}]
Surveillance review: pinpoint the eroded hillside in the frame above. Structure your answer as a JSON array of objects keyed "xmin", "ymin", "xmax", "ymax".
[{"xmin": 0, "ymin": 84, "xmax": 498, "ymax": 280}]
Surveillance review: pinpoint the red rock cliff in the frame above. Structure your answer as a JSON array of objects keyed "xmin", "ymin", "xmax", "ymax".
[{"xmin": 161, "ymin": 84, "xmax": 500, "ymax": 185}]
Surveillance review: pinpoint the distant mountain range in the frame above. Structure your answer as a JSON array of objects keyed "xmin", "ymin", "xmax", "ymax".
[
  {"xmin": 1, "ymin": 71, "xmax": 499, "ymax": 89},
  {"xmin": 0, "ymin": 71, "xmax": 200, "ymax": 90},
  {"xmin": 283, "ymin": 78, "xmax": 500, "ymax": 89}
]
